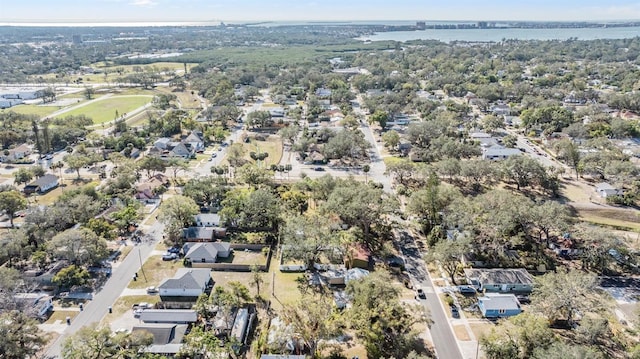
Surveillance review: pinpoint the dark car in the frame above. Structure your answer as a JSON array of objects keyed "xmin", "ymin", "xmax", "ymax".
[
  {"xmin": 167, "ymin": 247, "xmax": 181, "ymax": 254},
  {"xmin": 416, "ymin": 286, "xmax": 426, "ymax": 299},
  {"xmin": 314, "ymin": 167, "xmax": 325, "ymax": 171},
  {"xmin": 457, "ymin": 285, "xmax": 477, "ymax": 294},
  {"xmin": 450, "ymin": 305, "xmax": 460, "ymax": 318}
]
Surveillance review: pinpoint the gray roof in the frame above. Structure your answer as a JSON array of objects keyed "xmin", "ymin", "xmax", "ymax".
[
  {"xmin": 464, "ymin": 268, "xmax": 533, "ymax": 286},
  {"xmin": 479, "ymin": 293, "xmax": 521, "ymax": 311},
  {"xmin": 132, "ymin": 324, "xmax": 179, "ymax": 344},
  {"xmin": 139, "ymin": 309, "xmax": 198, "ymax": 323},
  {"xmin": 483, "ymin": 145, "xmax": 521, "ymax": 157},
  {"xmin": 158, "ymin": 268, "xmax": 211, "ymax": 291},
  {"xmin": 184, "ymin": 243, "xmax": 218, "ymax": 261},
  {"xmin": 184, "ymin": 132, "xmax": 203, "ymax": 143},
  {"xmin": 195, "ymin": 213, "xmax": 220, "ymax": 226},
  {"xmin": 183, "ymin": 227, "xmax": 214, "ymax": 240},
  {"xmin": 28, "ymin": 174, "xmax": 58, "ymax": 187},
  {"xmin": 595, "ymin": 182, "xmax": 617, "ymax": 191}
]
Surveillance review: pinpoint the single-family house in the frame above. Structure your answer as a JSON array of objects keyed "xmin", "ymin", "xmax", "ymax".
[
  {"xmin": 464, "ymin": 268, "xmax": 534, "ymax": 293},
  {"xmin": 132, "ymin": 324, "xmax": 187, "ymax": 346},
  {"xmin": 595, "ymin": 182, "xmax": 623, "ymax": 198},
  {"xmin": 135, "ymin": 174, "xmax": 169, "ymax": 203},
  {"xmin": 169, "ymin": 142, "xmax": 193, "ymax": 159},
  {"xmin": 478, "ymin": 293, "xmax": 522, "ymax": 318},
  {"xmin": 14, "ymin": 293, "xmax": 53, "ymax": 318},
  {"xmin": 183, "ymin": 131, "xmax": 205, "ymax": 153},
  {"xmin": 183, "ymin": 242, "xmax": 231, "ymax": 267},
  {"xmin": 315, "ymin": 88, "xmax": 332, "ymax": 98},
  {"xmin": 158, "ymin": 268, "xmax": 213, "ymax": 298},
  {"xmin": 482, "ymin": 146, "xmax": 522, "ymax": 160},
  {"xmin": 491, "ymin": 103, "xmax": 511, "ymax": 116},
  {"xmin": 470, "ymin": 132, "xmax": 500, "ymax": 147},
  {"xmin": 194, "ymin": 213, "xmax": 220, "ymax": 227},
  {"xmin": 23, "ymin": 174, "xmax": 59, "ymax": 194},
  {"xmin": 0, "ymin": 144, "xmax": 32, "ymax": 162},
  {"xmin": 139, "ymin": 309, "xmax": 198, "ymax": 324},
  {"xmin": 182, "ymin": 227, "xmax": 215, "ymax": 242},
  {"xmin": 154, "ymin": 138, "xmax": 172, "ymax": 150}
]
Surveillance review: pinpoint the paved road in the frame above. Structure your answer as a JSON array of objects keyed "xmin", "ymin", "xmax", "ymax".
[
  {"xmin": 45, "ymin": 226, "xmax": 162, "ymax": 358},
  {"xmin": 397, "ymin": 230, "xmax": 463, "ymax": 359}
]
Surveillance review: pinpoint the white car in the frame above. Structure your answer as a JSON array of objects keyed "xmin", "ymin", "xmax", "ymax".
[{"xmin": 146, "ymin": 286, "xmax": 159, "ymax": 294}]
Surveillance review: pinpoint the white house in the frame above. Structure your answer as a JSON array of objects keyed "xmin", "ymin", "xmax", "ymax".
[
  {"xmin": 158, "ymin": 268, "xmax": 212, "ymax": 297},
  {"xmin": 23, "ymin": 174, "xmax": 59, "ymax": 194},
  {"xmin": 14, "ymin": 293, "xmax": 53, "ymax": 318},
  {"xmin": 595, "ymin": 182, "xmax": 623, "ymax": 198},
  {"xmin": 482, "ymin": 145, "xmax": 522, "ymax": 160}
]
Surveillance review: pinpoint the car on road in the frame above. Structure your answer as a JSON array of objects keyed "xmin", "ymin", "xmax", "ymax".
[
  {"xmin": 457, "ymin": 285, "xmax": 476, "ymax": 294},
  {"xmin": 450, "ymin": 305, "xmax": 460, "ymax": 318},
  {"xmin": 162, "ymin": 252, "xmax": 177, "ymax": 261},
  {"xmin": 146, "ymin": 286, "xmax": 159, "ymax": 294},
  {"xmin": 211, "ymin": 153, "xmax": 217, "ymax": 158},
  {"xmin": 416, "ymin": 286, "xmax": 426, "ymax": 299},
  {"xmin": 314, "ymin": 167, "xmax": 325, "ymax": 171}
]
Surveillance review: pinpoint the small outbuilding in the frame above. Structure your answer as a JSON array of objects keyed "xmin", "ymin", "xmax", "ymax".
[{"xmin": 595, "ymin": 182, "xmax": 623, "ymax": 198}]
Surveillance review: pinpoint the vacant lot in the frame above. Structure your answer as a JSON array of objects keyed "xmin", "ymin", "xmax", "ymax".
[
  {"xmin": 127, "ymin": 255, "xmax": 185, "ymax": 289},
  {"xmin": 56, "ymin": 95, "xmax": 152, "ymax": 124},
  {"xmin": 218, "ymin": 249, "xmax": 268, "ymax": 266},
  {"xmin": 243, "ymin": 136, "xmax": 284, "ymax": 168}
]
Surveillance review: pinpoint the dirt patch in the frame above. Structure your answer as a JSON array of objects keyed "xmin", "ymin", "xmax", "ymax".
[
  {"xmin": 469, "ymin": 322, "xmax": 496, "ymax": 340},
  {"xmin": 453, "ymin": 324, "xmax": 472, "ymax": 341}
]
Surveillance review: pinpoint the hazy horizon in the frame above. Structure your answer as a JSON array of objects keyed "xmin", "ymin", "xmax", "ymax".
[{"xmin": 4, "ymin": 0, "xmax": 640, "ymax": 23}]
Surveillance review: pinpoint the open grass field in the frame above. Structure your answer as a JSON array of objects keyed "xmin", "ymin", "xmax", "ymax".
[
  {"xmin": 3, "ymin": 104, "xmax": 60, "ymax": 117},
  {"xmin": 56, "ymin": 95, "xmax": 152, "ymax": 124},
  {"xmin": 127, "ymin": 255, "xmax": 185, "ymax": 289},
  {"xmin": 243, "ymin": 136, "xmax": 283, "ymax": 168}
]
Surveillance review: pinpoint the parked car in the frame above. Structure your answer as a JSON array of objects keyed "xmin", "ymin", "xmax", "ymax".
[
  {"xmin": 314, "ymin": 167, "xmax": 325, "ymax": 171},
  {"xmin": 132, "ymin": 302, "xmax": 152, "ymax": 309},
  {"xmin": 450, "ymin": 305, "xmax": 460, "ymax": 318},
  {"xmin": 457, "ymin": 285, "xmax": 476, "ymax": 294},
  {"xmin": 146, "ymin": 286, "xmax": 159, "ymax": 294},
  {"xmin": 416, "ymin": 286, "xmax": 426, "ymax": 299},
  {"xmin": 162, "ymin": 252, "xmax": 177, "ymax": 261},
  {"xmin": 167, "ymin": 246, "xmax": 181, "ymax": 254},
  {"xmin": 211, "ymin": 153, "xmax": 217, "ymax": 158}
]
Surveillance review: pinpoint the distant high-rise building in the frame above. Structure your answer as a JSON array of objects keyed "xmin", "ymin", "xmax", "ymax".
[
  {"xmin": 72, "ymin": 34, "xmax": 83, "ymax": 45},
  {"xmin": 478, "ymin": 21, "xmax": 488, "ymax": 29},
  {"xmin": 416, "ymin": 21, "xmax": 426, "ymax": 30}
]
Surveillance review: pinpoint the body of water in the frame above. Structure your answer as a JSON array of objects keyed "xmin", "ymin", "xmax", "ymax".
[{"xmin": 359, "ymin": 26, "xmax": 640, "ymax": 42}]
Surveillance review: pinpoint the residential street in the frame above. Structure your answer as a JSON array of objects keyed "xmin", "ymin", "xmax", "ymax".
[{"xmin": 44, "ymin": 222, "xmax": 163, "ymax": 358}]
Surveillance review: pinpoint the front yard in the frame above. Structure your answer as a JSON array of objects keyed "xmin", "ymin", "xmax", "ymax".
[{"xmin": 127, "ymin": 254, "xmax": 185, "ymax": 289}]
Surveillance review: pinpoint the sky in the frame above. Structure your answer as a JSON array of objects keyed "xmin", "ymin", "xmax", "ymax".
[{"xmin": 3, "ymin": 0, "xmax": 640, "ymax": 23}]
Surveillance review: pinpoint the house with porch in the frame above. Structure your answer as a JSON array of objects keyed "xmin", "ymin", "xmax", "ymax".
[{"xmin": 183, "ymin": 242, "xmax": 231, "ymax": 268}]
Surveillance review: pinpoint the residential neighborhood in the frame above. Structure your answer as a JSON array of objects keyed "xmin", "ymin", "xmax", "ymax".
[{"xmin": 0, "ymin": 11, "xmax": 640, "ymax": 359}]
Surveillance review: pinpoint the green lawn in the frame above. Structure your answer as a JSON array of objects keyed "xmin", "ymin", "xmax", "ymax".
[
  {"xmin": 3, "ymin": 104, "xmax": 59, "ymax": 117},
  {"xmin": 55, "ymin": 95, "xmax": 152, "ymax": 124}
]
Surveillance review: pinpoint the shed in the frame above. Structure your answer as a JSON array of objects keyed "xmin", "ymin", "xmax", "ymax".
[{"xmin": 478, "ymin": 293, "xmax": 522, "ymax": 318}]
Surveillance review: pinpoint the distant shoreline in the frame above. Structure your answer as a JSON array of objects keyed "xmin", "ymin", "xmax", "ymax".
[{"xmin": 1, "ymin": 20, "xmax": 640, "ymax": 29}]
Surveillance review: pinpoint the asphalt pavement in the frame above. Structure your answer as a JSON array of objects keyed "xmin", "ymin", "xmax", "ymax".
[{"xmin": 44, "ymin": 222, "xmax": 162, "ymax": 358}]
